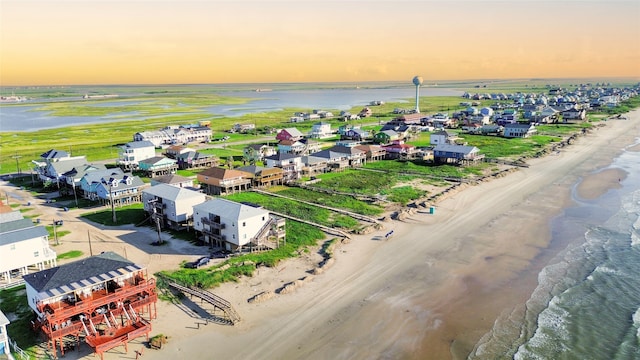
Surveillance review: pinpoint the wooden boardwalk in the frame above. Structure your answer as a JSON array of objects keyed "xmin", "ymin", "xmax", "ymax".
[
  {"xmin": 166, "ymin": 281, "xmax": 241, "ymax": 325},
  {"xmin": 251, "ymin": 188, "xmax": 379, "ymax": 225}
]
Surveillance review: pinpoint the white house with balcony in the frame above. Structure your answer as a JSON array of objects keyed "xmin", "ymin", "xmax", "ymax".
[
  {"xmin": 193, "ymin": 198, "xmax": 285, "ymax": 251},
  {"xmin": 1, "ymin": 213, "xmax": 57, "ymax": 284},
  {"xmin": 80, "ymin": 170, "xmax": 146, "ymax": 206},
  {"xmin": 32, "ymin": 149, "xmax": 90, "ymax": 186},
  {"xmin": 142, "ymin": 183, "xmax": 207, "ymax": 230},
  {"xmin": 308, "ymin": 121, "xmax": 333, "ymax": 139},
  {"xmin": 264, "ymin": 152, "xmax": 303, "ymax": 182},
  {"xmin": 117, "ymin": 141, "xmax": 156, "ymax": 169}
]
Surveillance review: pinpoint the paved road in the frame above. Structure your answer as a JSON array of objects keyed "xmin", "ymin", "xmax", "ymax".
[{"xmin": 0, "ymin": 179, "xmax": 212, "ymax": 278}]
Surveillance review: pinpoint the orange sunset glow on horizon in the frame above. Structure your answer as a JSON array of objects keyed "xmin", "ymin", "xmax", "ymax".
[{"xmin": 1, "ymin": 0, "xmax": 639, "ymax": 86}]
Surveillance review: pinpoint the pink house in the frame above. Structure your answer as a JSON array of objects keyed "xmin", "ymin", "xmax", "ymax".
[
  {"xmin": 382, "ymin": 140, "xmax": 418, "ymax": 160},
  {"xmin": 276, "ymin": 128, "xmax": 304, "ymax": 142}
]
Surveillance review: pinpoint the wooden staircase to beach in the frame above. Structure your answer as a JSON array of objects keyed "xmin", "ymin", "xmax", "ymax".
[{"xmin": 166, "ymin": 281, "xmax": 240, "ymax": 325}]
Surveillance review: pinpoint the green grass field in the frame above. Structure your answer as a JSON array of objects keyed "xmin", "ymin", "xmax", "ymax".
[{"xmin": 2, "ymin": 81, "xmax": 638, "ymax": 175}]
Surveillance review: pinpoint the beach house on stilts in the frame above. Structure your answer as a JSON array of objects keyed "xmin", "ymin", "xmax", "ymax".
[{"xmin": 23, "ymin": 252, "xmax": 157, "ymax": 360}]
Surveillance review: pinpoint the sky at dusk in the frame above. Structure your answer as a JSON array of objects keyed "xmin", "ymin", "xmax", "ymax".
[{"xmin": 1, "ymin": 0, "xmax": 639, "ymax": 86}]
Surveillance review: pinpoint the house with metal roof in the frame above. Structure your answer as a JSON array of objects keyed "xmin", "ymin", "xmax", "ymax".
[
  {"xmin": 142, "ymin": 183, "xmax": 207, "ymax": 230},
  {"xmin": 373, "ymin": 130, "xmax": 400, "ymax": 144},
  {"xmin": 23, "ymin": 251, "xmax": 156, "ymax": 360},
  {"xmin": 430, "ymin": 130, "xmax": 461, "ymax": 146},
  {"xmin": 61, "ymin": 163, "xmax": 107, "ymax": 190},
  {"xmin": 343, "ymin": 128, "xmax": 371, "ymax": 141},
  {"xmin": 275, "ymin": 127, "xmax": 304, "ymax": 142},
  {"xmin": 138, "ymin": 156, "xmax": 178, "ymax": 178},
  {"xmin": 80, "ymin": 170, "xmax": 146, "ymax": 205},
  {"xmin": 433, "ymin": 144, "xmax": 484, "ymax": 165},
  {"xmin": 308, "ymin": 121, "xmax": 333, "ymax": 139},
  {"xmin": 1, "ymin": 214, "xmax": 57, "ymax": 284},
  {"xmin": 301, "ymin": 155, "xmax": 329, "ymax": 176},
  {"xmin": 176, "ymin": 151, "xmax": 217, "ymax": 170},
  {"xmin": 311, "ymin": 145, "xmax": 366, "ymax": 170},
  {"xmin": 133, "ymin": 125, "xmax": 212, "ymax": 147},
  {"xmin": 116, "ymin": 141, "xmax": 156, "ymax": 169},
  {"xmin": 503, "ymin": 123, "xmax": 537, "ymax": 138},
  {"xmin": 33, "ymin": 153, "xmax": 90, "ymax": 186},
  {"xmin": 193, "ymin": 198, "xmax": 285, "ymax": 251},
  {"xmin": 150, "ymin": 174, "xmax": 194, "ymax": 188},
  {"xmin": 264, "ymin": 152, "xmax": 303, "ymax": 182}
]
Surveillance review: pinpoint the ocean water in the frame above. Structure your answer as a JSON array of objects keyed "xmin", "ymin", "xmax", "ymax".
[{"xmin": 470, "ymin": 141, "xmax": 640, "ymax": 359}]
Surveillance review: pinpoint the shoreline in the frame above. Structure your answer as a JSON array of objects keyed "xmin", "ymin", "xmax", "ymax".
[
  {"xmin": 1, "ymin": 111, "xmax": 637, "ymax": 360},
  {"xmin": 134, "ymin": 111, "xmax": 639, "ymax": 360}
]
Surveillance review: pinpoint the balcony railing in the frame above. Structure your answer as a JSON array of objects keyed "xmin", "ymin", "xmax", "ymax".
[{"xmin": 38, "ymin": 278, "xmax": 156, "ymax": 325}]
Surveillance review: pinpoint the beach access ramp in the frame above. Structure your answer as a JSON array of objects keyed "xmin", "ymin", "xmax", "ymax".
[{"xmin": 165, "ymin": 281, "xmax": 241, "ymax": 325}]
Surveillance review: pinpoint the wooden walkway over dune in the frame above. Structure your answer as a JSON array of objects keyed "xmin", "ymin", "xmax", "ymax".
[{"xmin": 165, "ymin": 281, "xmax": 241, "ymax": 325}]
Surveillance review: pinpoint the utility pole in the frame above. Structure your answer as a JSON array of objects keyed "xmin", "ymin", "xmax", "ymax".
[
  {"xmin": 109, "ymin": 184, "xmax": 117, "ymax": 224},
  {"xmin": 155, "ymin": 216, "xmax": 162, "ymax": 245},
  {"xmin": 88, "ymin": 230, "xmax": 93, "ymax": 256},
  {"xmin": 72, "ymin": 176, "xmax": 78, "ymax": 207},
  {"xmin": 148, "ymin": 199, "xmax": 163, "ymax": 245},
  {"xmin": 53, "ymin": 220, "xmax": 59, "ymax": 245},
  {"xmin": 12, "ymin": 153, "xmax": 22, "ymax": 175}
]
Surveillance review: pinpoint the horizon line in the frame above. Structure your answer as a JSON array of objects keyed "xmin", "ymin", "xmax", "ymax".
[{"xmin": 2, "ymin": 76, "xmax": 640, "ymax": 88}]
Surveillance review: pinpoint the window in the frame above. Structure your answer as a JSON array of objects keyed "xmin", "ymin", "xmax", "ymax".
[
  {"xmin": 34, "ymin": 251, "xmax": 40, "ymax": 257},
  {"xmin": 10, "ymin": 244, "xmax": 16, "ymax": 250},
  {"xmin": 242, "ymin": 222, "xmax": 246, "ymax": 227}
]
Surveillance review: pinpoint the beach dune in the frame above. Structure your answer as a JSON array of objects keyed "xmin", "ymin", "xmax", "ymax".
[
  {"xmin": 139, "ymin": 111, "xmax": 639, "ymax": 360},
  {"xmin": 13, "ymin": 112, "xmax": 636, "ymax": 360}
]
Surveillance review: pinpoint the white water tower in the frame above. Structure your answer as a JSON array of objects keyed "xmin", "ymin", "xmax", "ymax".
[{"xmin": 412, "ymin": 75, "xmax": 423, "ymax": 113}]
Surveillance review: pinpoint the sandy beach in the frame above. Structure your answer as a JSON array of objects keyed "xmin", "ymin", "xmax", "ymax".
[
  {"xmin": 142, "ymin": 111, "xmax": 639, "ymax": 360},
  {"xmin": 2, "ymin": 111, "xmax": 639, "ymax": 360}
]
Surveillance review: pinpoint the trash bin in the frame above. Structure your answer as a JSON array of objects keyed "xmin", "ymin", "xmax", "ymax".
[
  {"xmin": 27, "ymin": 202, "xmax": 31, "ymax": 206},
  {"xmin": 64, "ymin": 207, "xmax": 69, "ymax": 212},
  {"xmin": 36, "ymin": 218, "xmax": 40, "ymax": 224},
  {"xmin": 429, "ymin": 206, "xmax": 436, "ymax": 214}
]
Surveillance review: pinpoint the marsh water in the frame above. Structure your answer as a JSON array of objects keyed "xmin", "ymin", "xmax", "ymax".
[{"xmin": 0, "ymin": 82, "xmax": 462, "ymax": 132}]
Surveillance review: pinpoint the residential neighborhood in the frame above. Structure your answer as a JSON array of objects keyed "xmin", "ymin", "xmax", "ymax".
[{"xmin": 0, "ymin": 81, "xmax": 638, "ymax": 360}]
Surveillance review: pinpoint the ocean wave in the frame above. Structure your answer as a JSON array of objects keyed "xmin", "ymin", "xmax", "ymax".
[
  {"xmin": 633, "ymin": 307, "xmax": 640, "ymax": 345},
  {"xmin": 475, "ymin": 149, "xmax": 640, "ymax": 359},
  {"xmin": 593, "ymin": 264, "xmax": 623, "ymax": 276},
  {"xmin": 514, "ymin": 296, "xmax": 572, "ymax": 359}
]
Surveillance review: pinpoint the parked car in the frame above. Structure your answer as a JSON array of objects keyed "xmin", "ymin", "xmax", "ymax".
[
  {"xmin": 184, "ymin": 256, "xmax": 210, "ymax": 268},
  {"xmin": 195, "ymin": 256, "xmax": 210, "ymax": 267}
]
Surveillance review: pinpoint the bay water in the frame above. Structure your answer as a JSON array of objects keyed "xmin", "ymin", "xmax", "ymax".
[{"xmin": 0, "ymin": 83, "xmax": 462, "ymax": 132}]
